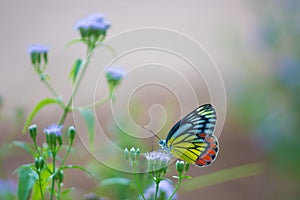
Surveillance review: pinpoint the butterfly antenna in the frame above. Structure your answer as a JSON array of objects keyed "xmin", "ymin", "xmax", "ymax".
[{"xmin": 140, "ymin": 125, "xmax": 161, "ymax": 141}]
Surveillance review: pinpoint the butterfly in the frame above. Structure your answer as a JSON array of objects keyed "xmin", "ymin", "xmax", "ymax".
[{"xmin": 159, "ymin": 104, "xmax": 219, "ymax": 167}]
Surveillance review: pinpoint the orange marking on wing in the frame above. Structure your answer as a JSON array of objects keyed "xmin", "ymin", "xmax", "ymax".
[
  {"xmin": 208, "ymin": 149, "xmax": 216, "ymax": 155},
  {"xmin": 206, "ymin": 136, "xmax": 215, "ymax": 143},
  {"xmin": 198, "ymin": 133, "xmax": 206, "ymax": 138},
  {"xmin": 195, "ymin": 158, "xmax": 206, "ymax": 166},
  {"xmin": 203, "ymin": 154, "xmax": 212, "ymax": 161}
]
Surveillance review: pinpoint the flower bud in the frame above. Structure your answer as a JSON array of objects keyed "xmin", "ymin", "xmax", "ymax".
[
  {"xmin": 130, "ymin": 147, "xmax": 136, "ymax": 162},
  {"xmin": 68, "ymin": 126, "xmax": 76, "ymax": 144},
  {"xmin": 185, "ymin": 162, "xmax": 190, "ymax": 172},
  {"xmin": 57, "ymin": 135, "xmax": 63, "ymax": 146},
  {"xmin": 135, "ymin": 148, "xmax": 140, "ymax": 161},
  {"xmin": 39, "ymin": 157, "xmax": 45, "ymax": 170},
  {"xmin": 176, "ymin": 160, "xmax": 185, "ymax": 174},
  {"xmin": 29, "ymin": 124, "xmax": 37, "ymax": 141},
  {"xmin": 56, "ymin": 170, "xmax": 64, "ymax": 183},
  {"xmin": 124, "ymin": 148, "xmax": 129, "ymax": 161},
  {"xmin": 35, "ymin": 157, "xmax": 40, "ymax": 170}
]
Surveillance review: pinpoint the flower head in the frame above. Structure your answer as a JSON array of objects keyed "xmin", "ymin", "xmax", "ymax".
[
  {"xmin": 44, "ymin": 124, "xmax": 63, "ymax": 136},
  {"xmin": 141, "ymin": 180, "xmax": 177, "ymax": 200},
  {"xmin": 105, "ymin": 67, "xmax": 126, "ymax": 82},
  {"xmin": 105, "ymin": 67, "xmax": 126, "ymax": 97},
  {"xmin": 27, "ymin": 44, "xmax": 49, "ymax": 66},
  {"xmin": 144, "ymin": 150, "xmax": 172, "ymax": 173},
  {"xmin": 75, "ymin": 13, "xmax": 110, "ymax": 38},
  {"xmin": 27, "ymin": 44, "xmax": 49, "ymax": 55}
]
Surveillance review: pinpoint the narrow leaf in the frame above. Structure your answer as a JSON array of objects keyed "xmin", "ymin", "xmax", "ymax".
[
  {"xmin": 22, "ymin": 98, "xmax": 63, "ymax": 133},
  {"xmin": 11, "ymin": 141, "xmax": 35, "ymax": 156},
  {"xmin": 69, "ymin": 59, "xmax": 83, "ymax": 84},
  {"xmin": 61, "ymin": 165, "xmax": 95, "ymax": 176},
  {"xmin": 181, "ymin": 162, "xmax": 263, "ymax": 192},
  {"xmin": 100, "ymin": 177, "xmax": 131, "ymax": 187},
  {"xmin": 77, "ymin": 108, "xmax": 95, "ymax": 149},
  {"xmin": 17, "ymin": 164, "xmax": 38, "ymax": 200}
]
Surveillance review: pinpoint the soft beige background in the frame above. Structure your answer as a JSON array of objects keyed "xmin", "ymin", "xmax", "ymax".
[{"xmin": 0, "ymin": 1, "xmax": 266, "ymax": 199}]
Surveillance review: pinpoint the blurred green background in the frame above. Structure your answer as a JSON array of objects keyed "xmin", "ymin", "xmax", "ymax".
[{"xmin": 1, "ymin": 0, "xmax": 300, "ymax": 199}]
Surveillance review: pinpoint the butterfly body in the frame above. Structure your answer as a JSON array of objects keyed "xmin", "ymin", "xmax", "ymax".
[{"xmin": 160, "ymin": 104, "xmax": 219, "ymax": 167}]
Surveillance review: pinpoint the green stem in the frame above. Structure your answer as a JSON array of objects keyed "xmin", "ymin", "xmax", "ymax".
[
  {"xmin": 167, "ymin": 176, "xmax": 181, "ymax": 200},
  {"xmin": 57, "ymin": 181, "xmax": 61, "ymax": 200},
  {"xmin": 59, "ymin": 143, "xmax": 72, "ymax": 169},
  {"xmin": 57, "ymin": 46, "xmax": 95, "ymax": 125},
  {"xmin": 42, "ymin": 78, "xmax": 59, "ymax": 97},
  {"xmin": 154, "ymin": 180, "xmax": 160, "ymax": 200},
  {"xmin": 81, "ymin": 95, "xmax": 111, "ymax": 109},
  {"xmin": 133, "ymin": 165, "xmax": 146, "ymax": 200},
  {"xmin": 50, "ymin": 154, "xmax": 56, "ymax": 200},
  {"xmin": 38, "ymin": 171, "xmax": 45, "ymax": 200}
]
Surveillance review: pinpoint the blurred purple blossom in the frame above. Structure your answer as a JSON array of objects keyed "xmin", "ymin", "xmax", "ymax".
[
  {"xmin": 75, "ymin": 13, "xmax": 110, "ymax": 33},
  {"xmin": 44, "ymin": 123, "xmax": 63, "ymax": 136},
  {"xmin": 105, "ymin": 67, "xmax": 126, "ymax": 82},
  {"xmin": 277, "ymin": 56, "xmax": 300, "ymax": 89},
  {"xmin": 0, "ymin": 179, "xmax": 17, "ymax": 195},
  {"xmin": 141, "ymin": 180, "xmax": 177, "ymax": 200},
  {"xmin": 27, "ymin": 44, "xmax": 49, "ymax": 55}
]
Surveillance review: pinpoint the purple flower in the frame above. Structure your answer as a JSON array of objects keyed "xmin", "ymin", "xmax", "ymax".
[
  {"xmin": 27, "ymin": 44, "xmax": 49, "ymax": 55},
  {"xmin": 75, "ymin": 13, "xmax": 110, "ymax": 38},
  {"xmin": 141, "ymin": 180, "xmax": 177, "ymax": 200},
  {"xmin": 0, "ymin": 179, "xmax": 17, "ymax": 195},
  {"xmin": 144, "ymin": 150, "xmax": 172, "ymax": 172},
  {"xmin": 277, "ymin": 55, "xmax": 300, "ymax": 89},
  {"xmin": 44, "ymin": 124, "xmax": 63, "ymax": 136},
  {"xmin": 105, "ymin": 67, "xmax": 126, "ymax": 82}
]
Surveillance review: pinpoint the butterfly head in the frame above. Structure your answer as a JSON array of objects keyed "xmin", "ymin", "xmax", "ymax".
[{"xmin": 159, "ymin": 140, "xmax": 169, "ymax": 151}]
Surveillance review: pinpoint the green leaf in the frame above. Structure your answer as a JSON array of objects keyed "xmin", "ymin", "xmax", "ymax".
[
  {"xmin": 61, "ymin": 165, "xmax": 95, "ymax": 177},
  {"xmin": 100, "ymin": 177, "xmax": 131, "ymax": 187},
  {"xmin": 181, "ymin": 175, "xmax": 192, "ymax": 179},
  {"xmin": 181, "ymin": 162, "xmax": 263, "ymax": 192},
  {"xmin": 76, "ymin": 108, "xmax": 95, "ymax": 149},
  {"xmin": 22, "ymin": 98, "xmax": 63, "ymax": 133},
  {"xmin": 11, "ymin": 141, "xmax": 35, "ymax": 156},
  {"xmin": 65, "ymin": 39, "xmax": 85, "ymax": 49},
  {"xmin": 17, "ymin": 164, "xmax": 38, "ymax": 200},
  {"xmin": 69, "ymin": 59, "xmax": 83, "ymax": 84},
  {"xmin": 32, "ymin": 168, "xmax": 52, "ymax": 200}
]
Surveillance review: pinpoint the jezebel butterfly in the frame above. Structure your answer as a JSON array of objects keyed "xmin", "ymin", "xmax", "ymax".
[{"xmin": 159, "ymin": 104, "xmax": 219, "ymax": 167}]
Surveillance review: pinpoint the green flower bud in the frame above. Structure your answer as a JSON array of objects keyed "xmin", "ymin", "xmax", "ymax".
[
  {"xmin": 29, "ymin": 124, "xmax": 37, "ymax": 141},
  {"xmin": 50, "ymin": 133, "xmax": 57, "ymax": 146},
  {"xmin": 68, "ymin": 126, "xmax": 76, "ymax": 144},
  {"xmin": 124, "ymin": 148, "xmax": 129, "ymax": 161},
  {"xmin": 130, "ymin": 147, "xmax": 136, "ymax": 162},
  {"xmin": 57, "ymin": 135, "xmax": 63, "ymax": 146},
  {"xmin": 34, "ymin": 157, "xmax": 40, "ymax": 170},
  {"xmin": 185, "ymin": 162, "xmax": 190, "ymax": 172},
  {"xmin": 176, "ymin": 160, "xmax": 185, "ymax": 174},
  {"xmin": 39, "ymin": 157, "xmax": 45, "ymax": 170},
  {"xmin": 135, "ymin": 148, "xmax": 140, "ymax": 161},
  {"xmin": 56, "ymin": 170, "xmax": 64, "ymax": 183}
]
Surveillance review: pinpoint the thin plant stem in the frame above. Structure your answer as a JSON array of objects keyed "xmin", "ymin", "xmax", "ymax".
[
  {"xmin": 133, "ymin": 165, "xmax": 146, "ymax": 200},
  {"xmin": 167, "ymin": 176, "xmax": 181, "ymax": 200},
  {"xmin": 59, "ymin": 142, "xmax": 72, "ymax": 169},
  {"xmin": 50, "ymin": 154, "xmax": 56, "ymax": 200},
  {"xmin": 57, "ymin": 46, "xmax": 95, "ymax": 125},
  {"xmin": 38, "ymin": 172, "xmax": 44, "ymax": 200},
  {"xmin": 154, "ymin": 180, "xmax": 160, "ymax": 200},
  {"xmin": 42, "ymin": 78, "xmax": 59, "ymax": 97},
  {"xmin": 81, "ymin": 95, "xmax": 110, "ymax": 109},
  {"xmin": 57, "ymin": 182, "xmax": 61, "ymax": 200}
]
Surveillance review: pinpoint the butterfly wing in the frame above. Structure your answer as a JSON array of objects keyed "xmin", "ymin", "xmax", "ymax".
[{"xmin": 166, "ymin": 104, "xmax": 219, "ymax": 167}]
